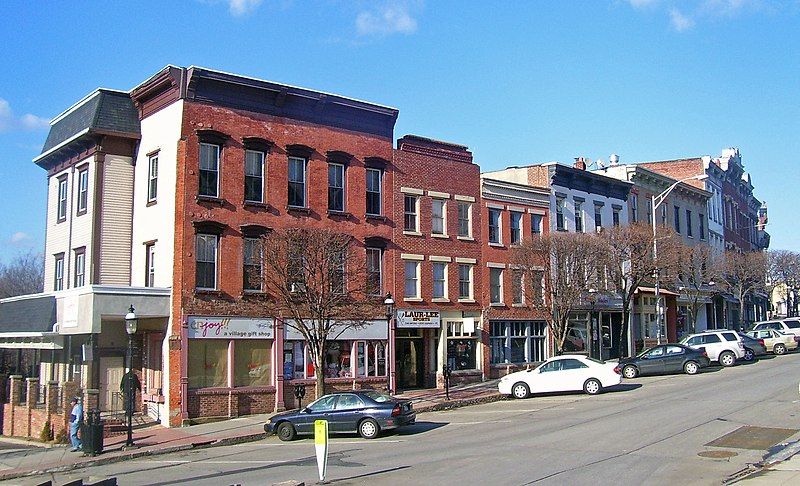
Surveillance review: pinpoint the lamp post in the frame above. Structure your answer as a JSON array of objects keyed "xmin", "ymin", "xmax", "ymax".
[
  {"xmin": 123, "ymin": 305, "xmax": 138, "ymax": 448},
  {"xmin": 651, "ymin": 174, "xmax": 707, "ymax": 345},
  {"xmin": 588, "ymin": 289, "xmax": 599, "ymax": 361},
  {"xmin": 383, "ymin": 293, "xmax": 395, "ymax": 394}
]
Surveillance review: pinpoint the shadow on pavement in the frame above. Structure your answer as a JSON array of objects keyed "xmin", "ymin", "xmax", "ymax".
[
  {"xmin": 393, "ymin": 421, "xmax": 448, "ymax": 436},
  {"xmin": 605, "ymin": 383, "xmax": 642, "ymax": 393}
]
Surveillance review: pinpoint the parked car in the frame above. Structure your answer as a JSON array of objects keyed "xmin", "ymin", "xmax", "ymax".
[
  {"xmin": 618, "ymin": 344, "xmax": 710, "ymax": 378},
  {"xmin": 679, "ymin": 330, "xmax": 745, "ymax": 366},
  {"xmin": 746, "ymin": 329, "xmax": 800, "ymax": 355},
  {"xmin": 265, "ymin": 391, "xmax": 416, "ymax": 441},
  {"xmin": 498, "ymin": 355, "xmax": 622, "ymax": 399},
  {"xmin": 751, "ymin": 319, "xmax": 800, "ymax": 338},
  {"xmin": 737, "ymin": 332, "xmax": 768, "ymax": 361}
]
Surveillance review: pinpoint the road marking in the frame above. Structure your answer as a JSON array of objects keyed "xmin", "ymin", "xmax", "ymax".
[
  {"xmin": 140, "ymin": 460, "xmax": 285, "ymax": 464},
  {"xmin": 234, "ymin": 439, "xmax": 406, "ymax": 446}
]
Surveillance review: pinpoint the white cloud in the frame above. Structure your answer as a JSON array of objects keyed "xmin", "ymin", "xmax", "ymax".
[
  {"xmin": 0, "ymin": 98, "xmax": 49, "ymax": 133},
  {"xmin": 228, "ymin": 0, "xmax": 262, "ymax": 16},
  {"xmin": 669, "ymin": 8, "xmax": 695, "ymax": 31},
  {"xmin": 627, "ymin": 0, "xmax": 660, "ymax": 8},
  {"xmin": 9, "ymin": 232, "xmax": 30, "ymax": 244},
  {"xmin": 356, "ymin": 2, "xmax": 418, "ymax": 36}
]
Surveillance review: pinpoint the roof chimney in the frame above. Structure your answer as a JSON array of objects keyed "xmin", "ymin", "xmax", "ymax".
[{"xmin": 574, "ymin": 157, "xmax": 587, "ymax": 171}]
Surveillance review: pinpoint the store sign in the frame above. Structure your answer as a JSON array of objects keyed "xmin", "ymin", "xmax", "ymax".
[
  {"xmin": 396, "ymin": 309, "xmax": 441, "ymax": 329},
  {"xmin": 188, "ymin": 316, "xmax": 274, "ymax": 339}
]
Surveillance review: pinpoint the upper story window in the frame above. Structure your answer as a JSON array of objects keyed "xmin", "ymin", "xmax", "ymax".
[
  {"xmin": 76, "ymin": 168, "xmax": 89, "ymax": 215},
  {"xmin": 686, "ymin": 209, "xmax": 693, "ymax": 237},
  {"xmin": 510, "ymin": 211, "xmax": 522, "ymax": 245},
  {"xmin": 404, "ymin": 260, "xmax": 420, "ymax": 298},
  {"xmin": 54, "ymin": 254, "xmax": 64, "ymax": 291},
  {"xmin": 243, "ymin": 237, "xmax": 263, "ymax": 292},
  {"xmin": 245, "ymin": 150, "xmax": 265, "ymax": 203},
  {"xmin": 458, "ymin": 264, "xmax": 473, "ymax": 300},
  {"xmin": 148, "ymin": 155, "xmax": 158, "ymax": 203},
  {"xmin": 199, "ymin": 143, "xmax": 220, "ymax": 198},
  {"xmin": 488, "ymin": 208, "xmax": 501, "ymax": 244},
  {"xmin": 574, "ymin": 200, "xmax": 584, "ymax": 233},
  {"xmin": 74, "ymin": 248, "xmax": 86, "ymax": 287},
  {"xmin": 556, "ymin": 197, "xmax": 565, "ymax": 231},
  {"xmin": 404, "ymin": 195, "xmax": 419, "ymax": 232},
  {"xmin": 612, "ymin": 208, "xmax": 621, "ymax": 227},
  {"xmin": 329, "ymin": 250, "xmax": 346, "ymax": 295},
  {"xmin": 431, "ymin": 199, "xmax": 446, "ymax": 236},
  {"xmin": 594, "ymin": 203, "xmax": 603, "ymax": 231},
  {"xmin": 288, "ymin": 156, "xmax": 307, "ymax": 208},
  {"xmin": 646, "ymin": 198, "xmax": 653, "ymax": 225},
  {"xmin": 366, "ymin": 248, "xmax": 382, "ymax": 296},
  {"xmin": 327, "ymin": 163, "xmax": 345, "ymax": 212},
  {"xmin": 457, "ymin": 202, "xmax": 472, "ymax": 237},
  {"xmin": 145, "ymin": 243, "xmax": 156, "ymax": 287},
  {"xmin": 490, "ymin": 267, "xmax": 504, "ymax": 304},
  {"xmin": 432, "ymin": 262, "xmax": 448, "ymax": 299},
  {"xmin": 196, "ymin": 233, "xmax": 218, "ymax": 290},
  {"xmin": 57, "ymin": 176, "xmax": 68, "ymax": 222},
  {"xmin": 699, "ymin": 214, "xmax": 706, "ymax": 240},
  {"xmin": 631, "ymin": 194, "xmax": 638, "ymax": 222},
  {"xmin": 529, "ymin": 214, "xmax": 542, "ymax": 236},
  {"xmin": 365, "ymin": 168, "xmax": 382, "ymax": 216},
  {"xmin": 673, "ymin": 205, "xmax": 681, "ymax": 233}
]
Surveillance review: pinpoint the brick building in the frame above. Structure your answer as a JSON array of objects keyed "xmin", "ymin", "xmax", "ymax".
[{"xmin": 391, "ymin": 136, "xmax": 483, "ymax": 389}]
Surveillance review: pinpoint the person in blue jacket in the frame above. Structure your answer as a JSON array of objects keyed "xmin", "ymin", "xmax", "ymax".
[{"xmin": 69, "ymin": 397, "xmax": 83, "ymax": 452}]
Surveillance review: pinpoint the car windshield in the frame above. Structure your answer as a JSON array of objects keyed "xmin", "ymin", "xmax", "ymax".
[{"xmin": 361, "ymin": 390, "xmax": 393, "ymax": 403}]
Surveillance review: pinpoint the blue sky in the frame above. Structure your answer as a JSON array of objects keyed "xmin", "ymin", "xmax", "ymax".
[{"xmin": 1, "ymin": 0, "xmax": 798, "ymax": 262}]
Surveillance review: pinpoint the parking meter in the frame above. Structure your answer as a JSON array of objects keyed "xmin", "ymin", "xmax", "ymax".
[{"xmin": 294, "ymin": 384, "xmax": 306, "ymax": 409}]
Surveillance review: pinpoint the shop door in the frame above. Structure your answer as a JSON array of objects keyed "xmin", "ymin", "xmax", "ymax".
[
  {"xmin": 396, "ymin": 338, "xmax": 424, "ymax": 390},
  {"xmin": 99, "ymin": 356, "xmax": 124, "ymax": 412}
]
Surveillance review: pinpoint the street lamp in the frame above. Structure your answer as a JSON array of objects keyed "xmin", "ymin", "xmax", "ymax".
[
  {"xmin": 123, "ymin": 305, "xmax": 138, "ymax": 448},
  {"xmin": 652, "ymin": 174, "xmax": 707, "ymax": 344},
  {"xmin": 383, "ymin": 293, "xmax": 395, "ymax": 394}
]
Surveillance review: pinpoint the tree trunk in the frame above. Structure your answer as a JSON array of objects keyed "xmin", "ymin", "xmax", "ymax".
[
  {"xmin": 311, "ymin": 341, "xmax": 326, "ymax": 400},
  {"xmin": 619, "ymin": 298, "xmax": 630, "ymax": 358}
]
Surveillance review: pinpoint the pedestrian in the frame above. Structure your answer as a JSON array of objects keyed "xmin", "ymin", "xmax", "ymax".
[
  {"xmin": 120, "ymin": 370, "xmax": 141, "ymax": 416},
  {"xmin": 69, "ymin": 397, "xmax": 83, "ymax": 452}
]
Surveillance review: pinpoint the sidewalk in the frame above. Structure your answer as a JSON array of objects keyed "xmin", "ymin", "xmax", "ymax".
[{"xmin": 0, "ymin": 379, "xmax": 502, "ymax": 482}]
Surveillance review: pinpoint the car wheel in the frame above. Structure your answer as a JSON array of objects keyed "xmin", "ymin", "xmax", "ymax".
[
  {"xmin": 684, "ymin": 361, "xmax": 699, "ymax": 375},
  {"xmin": 743, "ymin": 348, "xmax": 755, "ymax": 361},
  {"xmin": 622, "ymin": 365, "xmax": 638, "ymax": 379},
  {"xmin": 358, "ymin": 418, "xmax": 380, "ymax": 439},
  {"xmin": 583, "ymin": 378, "xmax": 602, "ymax": 395},
  {"xmin": 512, "ymin": 382, "xmax": 530, "ymax": 399},
  {"xmin": 774, "ymin": 343, "xmax": 787, "ymax": 355},
  {"xmin": 719, "ymin": 351, "xmax": 736, "ymax": 367},
  {"xmin": 276, "ymin": 422, "xmax": 296, "ymax": 442}
]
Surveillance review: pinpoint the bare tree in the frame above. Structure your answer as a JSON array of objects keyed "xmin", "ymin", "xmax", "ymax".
[
  {"xmin": 717, "ymin": 250, "xmax": 768, "ymax": 330},
  {"xmin": 257, "ymin": 228, "xmax": 382, "ymax": 398},
  {"xmin": 513, "ymin": 232, "xmax": 601, "ymax": 355},
  {"xmin": 768, "ymin": 250, "xmax": 800, "ymax": 317},
  {"xmin": 596, "ymin": 223, "xmax": 680, "ymax": 357},
  {"xmin": 0, "ymin": 250, "xmax": 44, "ymax": 298},
  {"xmin": 674, "ymin": 242, "xmax": 719, "ymax": 333}
]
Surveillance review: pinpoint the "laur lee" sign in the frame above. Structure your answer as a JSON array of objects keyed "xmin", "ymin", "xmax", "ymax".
[{"xmin": 396, "ymin": 309, "xmax": 441, "ymax": 328}]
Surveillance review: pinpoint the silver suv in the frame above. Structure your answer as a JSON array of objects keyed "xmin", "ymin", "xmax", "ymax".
[
  {"xmin": 751, "ymin": 319, "xmax": 800, "ymax": 338},
  {"xmin": 679, "ymin": 331, "xmax": 745, "ymax": 367}
]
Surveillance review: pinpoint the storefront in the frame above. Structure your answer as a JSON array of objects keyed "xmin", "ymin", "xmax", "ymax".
[
  {"xmin": 489, "ymin": 320, "xmax": 548, "ymax": 376},
  {"xmin": 568, "ymin": 294, "xmax": 625, "ymax": 359},
  {"xmin": 395, "ymin": 309, "xmax": 440, "ymax": 390}
]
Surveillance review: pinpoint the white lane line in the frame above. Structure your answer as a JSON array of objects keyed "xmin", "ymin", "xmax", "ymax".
[
  {"xmin": 139, "ymin": 460, "xmax": 285, "ymax": 464},
  {"xmin": 234, "ymin": 439, "xmax": 406, "ymax": 446}
]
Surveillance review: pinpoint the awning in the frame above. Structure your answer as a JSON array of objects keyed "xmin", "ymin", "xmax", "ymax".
[
  {"xmin": 0, "ymin": 333, "xmax": 64, "ymax": 349},
  {"xmin": 635, "ymin": 287, "xmax": 680, "ymax": 296}
]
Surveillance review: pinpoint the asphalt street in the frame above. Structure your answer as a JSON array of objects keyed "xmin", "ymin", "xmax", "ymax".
[{"xmin": 21, "ymin": 353, "xmax": 800, "ymax": 486}]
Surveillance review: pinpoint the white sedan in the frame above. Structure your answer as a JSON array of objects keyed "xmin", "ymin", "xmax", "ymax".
[{"xmin": 498, "ymin": 355, "xmax": 622, "ymax": 399}]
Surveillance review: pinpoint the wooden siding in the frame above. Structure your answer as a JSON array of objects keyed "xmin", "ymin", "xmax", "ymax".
[{"xmin": 99, "ymin": 155, "xmax": 134, "ymax": 285}]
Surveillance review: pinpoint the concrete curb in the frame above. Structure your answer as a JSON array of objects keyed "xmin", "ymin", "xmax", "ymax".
[
  {"xmin": 414, "ymin": 393, "xmax": 504, "ymax": 413},
  {"xmin": 725, "ymin": 439, "xmax": 800, "ymax": 484}
]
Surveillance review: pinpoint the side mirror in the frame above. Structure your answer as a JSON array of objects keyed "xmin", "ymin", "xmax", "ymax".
[{"xmin": 302, "ymin": 407, "xmax": 311, "ymax": 414}]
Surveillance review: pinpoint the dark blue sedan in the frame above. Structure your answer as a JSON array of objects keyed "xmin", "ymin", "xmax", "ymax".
[
  {"xmin": 265, "ymin": 390, "xmax": 416, "ymax": 441},
  {"xmin": 618, "ymin": 343, "xmax": 711, "ymax": 378}
]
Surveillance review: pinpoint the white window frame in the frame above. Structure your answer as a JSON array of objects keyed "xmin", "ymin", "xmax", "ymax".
[
  {"xmin": 148, "ymin": 155, "xmax": 159, "ymax": 202},
  {"xmin": 404, "ymin": 195, "xmax": 420, "ymax": 233},
  {"xmin": 512, "ymin": 269, "xmax": 524, "ymax": 305},
  {"xmin": 327, "ymin": 162, "xmax": 345, "ymax": 212},
  {"xmin": 54, "ymin": 255, "xmax": 64, "ymax": 291},
  {"xmin": 488, "ymin": 208, "xmax": 502, "ymax": 244},
  {"xmin": 574, "ymin": 200, "xmax": 584, "ymax": 233},
  {"xmin": 366, "ymin": 168, "xmax": 382, "ymax": 216},
  {"xmin": 244, "ymin": 149, "xmax": 265, "ymax": 203},
  {"xmin": 199, "ymin": 143, "xmax": 220, "ymax": 198},
  {"xmin": 243, "ymin": 237, "xmax": 263, "ymax": 292},
  {"xmin": 431, "ymin": 199, "xmax": 447, "ymax": 236},
  {"xmin": 458, "ymin": 264, "xmax": 473, "ymax": 301},
  {"xmin": 432, "ymin": 261, "xmax": 448, "ymax": 300},
  {"xmin": 457, "ymin": 202, "xmax": 472, "ymax": 238},
  {"xmin": 403, "ymin": 260, "xmax": 420, "ymax": 299},
  {"xmin": 631, "ymin": 194, "xmax": 638, "ymax": 222},
  {"xmin": 490, "ymin": 267, "xmax": 504, "ymax": 304},
  {"xmin": 556, "ymin": 197, "xmax": 565, "ymax": 231},
  {"xmin": 510, "ymin": 211, "xmax": 522, "ymax": 245},
  {"xmin": 57, "ymin": 177, "xmax": 68, "ymax": 221},
  {"xmin": 196, "ymin": 234, "xmax": 218, "ymax": 290},
  {"xmin": 146, "ymin": 243, "xmax": 156, "ymax": 287},
  {"xmin": 366, "ymin": 247, "xmax": 382, "ymax": 296},
  {"xmin": 76, "ymin": 168, "xmax": 89, "ymax": 213},
  {"xmin": 74, "ymin": 250, "xmax": 85, "ymax": 287},
  {"xmin": 288, "ymin": 156, "xmax": 307, "ymax": 208}
]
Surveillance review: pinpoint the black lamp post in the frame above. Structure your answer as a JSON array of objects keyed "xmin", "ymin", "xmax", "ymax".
[
  {"xmin": 124, "ymin": 305, "xmax": 138, "ymax": 448},
  {"xmin": 384, "ymin": 292, "xmax": 395, "ymax": 393}
]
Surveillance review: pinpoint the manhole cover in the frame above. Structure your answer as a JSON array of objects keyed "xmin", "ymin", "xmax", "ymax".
[
  {"xmin": 705, "ymin": 426, "xmax": 799, "ymax": 450},
  {"xmin": 698, "ymin": 450, "xmax": 739, "ymax": 459}
]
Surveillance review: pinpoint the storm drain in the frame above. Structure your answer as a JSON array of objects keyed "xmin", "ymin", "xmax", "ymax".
[{"xmin": 705, "ymin": 426, "xmax": 799, "ymax": 450}]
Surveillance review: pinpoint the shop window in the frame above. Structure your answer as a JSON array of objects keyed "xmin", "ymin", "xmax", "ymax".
[
  {"xmin": 447, "ymin": 322, "xmax": 477, "ymax": 371},
  {"xmin": 283, "ymin": 341, "xmax": 314, "ymax": 380},
  {"xmin": 325, "ymin": 341, "xmax": 352, "ymax": 378},
  {"xmin": 187, "ymin": 340, "xmax": 228, "ymax": 388},
  {"xmin": 354, "ymin": 341, "xmax": 388, "ymax": 378},
  {"xmin": 564, "ymin": 319, "xmax": 588, "ymax": 353},
  {"xmin": 234, "ymin": 340, "xmax": 272, "ymax": 387},
  {"xmin": 490, "ymin": 320, "xmax": 547, "ymax": 364}
]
